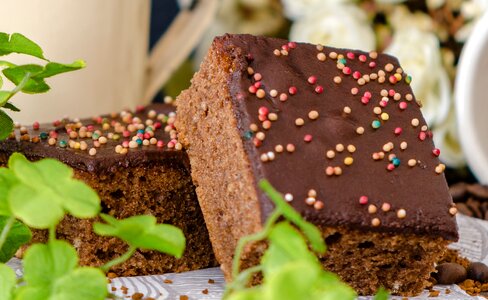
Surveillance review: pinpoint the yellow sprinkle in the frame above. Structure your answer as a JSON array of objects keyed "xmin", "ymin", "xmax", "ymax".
[
  {"xmin": 408, "ymin": 159, "xmax": 417, "ymax": 167},
  {"xmin": 371, "ymin": 218, "xmax": 381, "ymax": 227},
  {"xmin": 347, "ymin": 145, "xmax": 356, "ymax": 153},
  {"xmin": 380, "ymin": 112, "xmax": 389, "ymax": 121},
  {"xmin": 344, "ymin": 157, "xmax": 354, "ymax": 166}
]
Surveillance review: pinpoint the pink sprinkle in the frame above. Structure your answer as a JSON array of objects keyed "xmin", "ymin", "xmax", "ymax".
[
  {"xmin": 258, "ymin": 106, "xmax": 269, "ymax": 116},
  {"xmin": 433, "ymin": 148, "xmax": 440, "ymax": 156},
  {"xmin": 167, "ymin": 141, "xmax": 175, "ymax": 148},
  {"xmin": 359, "ymin": 196, "xmax": 368, "ymax": 205},
  {"xmin": 144, "ymin": 133, "xmax": 151, "ymax": 139},
  {"xmin": 389, "ymin": 89, "xmax": 395, "ymax": 97},
  {"xmin": 363, "ymin": 91, "xmax": 372, "ymax": 99},
  {"xmin": 353, "ymin": 71, "xmax": 361, "ymax": 79},
  {"xmin": 288, "ymin": 42, "xmax": 297, "ymax": 49},
  {"xmin": 53, "ymin": 120, "xmax": 61, "ymax": 127},
  {"xmin": 122, "ymin": 141, "xmax": 130, "ymax": 148},
  {"xmin": 49, "ymin": 131, "xmax": 58, "ymax": 138},
  {"xmin": 399, "ymin": 102, "xmax": 407, "ymax": 110},
  {"xmin": 419, "ymin": 131, "xmax": 427, "ymax": 141},
  {"xmin": 326, "ymin": 166, "xmax": 334, "ymax": 176},
  {"xmin": 304, "ymin": 134, "xmax": 313, "ymax": 142},
  {"xmin": 379, "ymin": 100, "xmax": 388, "ymax": 107},
  {"xmin": 308, "ymin": 76, "xmax": 317, "ymax": 84},
  {"xmin": 343, "ymin": 67, "xmax": 352, "ymax": 75},
  {"xmin": 137, "ymin": 133, "xmax": 144, "ymax": 138},
  {"xmin": 279, "ymin": 93, "xmax": 288, "ymax": 102},
  {"xmin": 359, "ymin": 55, "xmax": 367, "ymax": 62},
  {"xmin": 394, "ymin": 127, "xmax": 402, "ymax": 135},
  {"xmin": 254, "ymin": 81, "xmax": 261, "ymax": 88},
  {"xmin": 289, "ymin": 86, "xmax": 297, "ymax": 95},
  {"xmin": 123, "ymin": 130, "xmax": 130, "ymax": 138},
  {"xmin": 157, "ymin": 140, "xmax": 164, "ymax": 148},
  {"xmin": 258, "ymin": 114, "xmax": 267, "ymax": 122},
  {"xmin": 281, "ymin": 44, "xmax": 289, "ymax": 51},
  {"xmin": 315, "ymin": 86, "xmax": 324, "ymax": 94},
  {"xmin": 387, "ymin": 163, "xmax": 395, "ymax": 171},
  {"xmin": 33, "ymin": 122, "xmax": 40, "ymax": 130},
  {"xmin": 361, "ymin": 97, "xmax": 370, "ymax": 105},
  {"xmin": 248, "ymin": 85, "xmax": 257, "ymax": 94},
  {"xmin": 154, "ymin": 122, "xmax": 162, "ymax": 129},
  {"xmin": 136, "ymin": 105, "xmax": 145, "ymax": 113},
  {"xmin": 369, "ymin": 61, "xmax": 376, "ymax": 68},
  {"xmin": 427, "ymin": 131, "xmax": 433, "ymax": 138},
  {"xmin": 389, "ymin": 75, "xmax": 397, "ymax": 84},
  {"xmin": 253, "ymin": 73, "xmax": 262, "ymax": 81},
  {"xmin": 347, "ymin": 52, "xmax": 355, "ymax": 60}
]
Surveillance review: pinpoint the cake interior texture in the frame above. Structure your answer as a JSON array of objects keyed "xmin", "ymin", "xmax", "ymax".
[
  {"xmin": 0, "ymin": 104, "xmax": 217, "ymax": 276},
  {"xmin": 176, "ymin": 34, "xmax": 458, "ymax": 296}
]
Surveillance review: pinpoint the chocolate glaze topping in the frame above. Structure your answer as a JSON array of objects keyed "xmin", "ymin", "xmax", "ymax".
[
  {"xmin": 0, "ymin": 104, "xmax": 188, "ymax": 173},
  {"xmin": 221, "ymin": 34, "xmax": 458, "ymax": 240}
]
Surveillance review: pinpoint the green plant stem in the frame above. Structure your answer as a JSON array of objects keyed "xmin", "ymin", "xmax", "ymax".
[
  {"xmin": 223, "ymin": 265, "xmax": 263, "ymax": 299},
  {"xmin": 49, "ymin": 225, "xmax": 56, "ymax": 242},
  {"xmin": 0, "ymin": 216, "xmax": 15, "ymax": 250},
  {"xmin": 0, "ymin": 72, "xmax": 31, "ymax": 107},
  {"xmin": 232, "ymin": 209, "xmax": 281, "ymax": 279},
  {"xmin": 101, "ymin": 246, "xmax": 136, "ymax": 273}
]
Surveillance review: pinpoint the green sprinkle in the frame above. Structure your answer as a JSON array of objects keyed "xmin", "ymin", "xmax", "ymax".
[
  {"xmin": 243, "ymin": 131, "xmax": 254, "ymax": 140},
  {"xmin": 59, "ymin": 140, "xmax": 67, "ymax": 148},
  {"xmin": 39, "ymin": 132, "xmax": 48, "ymax": 140},
  {"xmin": 92, "ymin": 133, "xmax": 100, "ymax": 140},
  {"xmin": 372, "ymin": 120, "xmax": 381, "ymax": 129},
  {"xmin": 338, "ymin": 58, "xmax": 347, "ymax": 65},
  {"xmin": 405, "ymin": 75, "xmax": 412, "ymax": 85},
  {"xmin": 112, "ymin": 134, "xmax": 120, "ymax": 141}
]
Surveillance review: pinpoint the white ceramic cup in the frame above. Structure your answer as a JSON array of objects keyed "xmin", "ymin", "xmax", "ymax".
[
  {"xmin": 0, "ymin": 0, "xmax": 152, "ymax": 124},
  {"xmin": 455, "ymin": 12, "xmax": 488, "ymax": 183}
]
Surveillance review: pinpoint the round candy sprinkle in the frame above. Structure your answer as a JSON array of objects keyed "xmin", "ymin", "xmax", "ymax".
[
  {"xmin": 315, "ymin": 86, "xmax": 324, "ymax": 94},
  {"xmin": 334, "ymin": 167, "xmax": 342, "ymax": 175},
  {"xmin": 269, "ymin": 113, "xmax": 278, "ymax": 121},
  {"xmin": 368, "ymin": 204, "xmax": 377, "ymax": 214},
  {"xmin": 381, "ymin": 203, "xmax": 391, "ymax": 212},
  {"xmin": 371, "ymin": 218, "xmax": 381, "ymax": 227},
  {"xmin": 411, "ymin": 118, "xmax": 420, "ymax": 127},
  {"xmin": 285, "ymin": 193, "xmax": 293, "ymax": 202},
  {"xmin": 275, "ymin": 144, "xmax": 284, "ymax": 153},
  {"xmin": 336, "ymin": 144, "xmax": 345, "ymax": 152},
  {"xmin": 308, "ymin": 76, "xmax": 317, "ymax": 84},
  {"xmin": 394, "ymin": 127, "xmax": 402, "ymax": 135},
  {"xmin": 351, "ymin": 88, "xmax": 359, "ymax": 95},
  {"xmin": 317, "ymin": 52, "xmax": 326, "ymax": 61},
  {"xmin": 325, "ymin": 166, "xmax": 335, "ymax": 176},
  {"xmin": 343, "ymin": 106, "xmax": 352, "ymax": 114},
  {"xmin": 359, "ymin": 196, "xmax": 368, "ymax": 205},
  {"xmin": 89, "ymin": 148, "xmax": 97, "ymax": 156},
  {"xmin": 305, "ymin": 197, "xmax": 315, "ymax": 205},
  {"xmin": 433, "ymin": 148, "xmax": 441, "ymax": 156},
  {"xmin": 400, "ymin": 141, "xmax": 408, "ymax": 150},
  {"xmin": 326, "ymin": 150, "xmax": 335, "ymax": 159},
  {"xmin": 347, "ymin": 144, "xmax": 356, "ymax": 153},
  {"xmin": 256, "ymin": 89, "xmax": 266, "ymax": 99},
  {"xmin": 344, "ymin": 157, "xmax": 354, "ymax": 166},
  {"xmin": 59, "ymin": 140, "xmax": 67, "ymax": 148},
  {"xmin": 334, "ymin": 76, "xmax": 342, "ymax": 84},
  {"xmin": 392, "ymin": 157, "xmax": 401, "ymax": 167},
  {"xmin": 270, "ymin": 89, "xmax": 278, "ymax": 97},
  {"xmin": 286, "ymin": 144, "xmax": 295, "ymax": 152},
  {"xmin": 408, "ymin": 159, "xmax": 417, "ymax": 167},
  {"xmin": 449, "ymin": 207, "xmax": 458, "ymax": 216},
  {"xmin": 295, "ymin": 118, "xmax": 305, "ymax": 126},
  {"xmin": 380, "ymin": 113, "xmax": 389, "ymax": 121},
  {"xmin": 371, "ymin": 120, "xmax": 381, "ymax": 129},
  {"xmin": 304, "ymin": 134, "xmax": 313, "ymax": 142},
  {"xmin": 356, "ymin": 127, "xmax": 365, "ymax": 135},
  {"xmin": 385, "ymin": 63, "xmax": 394, "ymax": 72},
  {"xmin": 435, "ymin": 163, "xmax": 446, "ymax": 174},
  {"xmin": 397, "ymin": 209, "xmax": 407, "ymax": 219},
  {"xmin": 308, "ymin": 189, "xmax": 317, "ymax": 197},
  {"xmin": 387, "ymin": 163, "xmax": 395, "ymax": 171},
  {"xmin": 289, "ymin": 86, "xmax": 297, "ymax": 95},
  {"xmin": 418, "ymin": 131, "xmax": 427, "ymax": 141},
  {"xmin": 279, "ymin": 93, "xmax": 288, "ymax": 102},
  {"xmin": 314, "ymin": 201, "xmax": 324, "ymax": 210},
  {"xmin": 399, "ymin": 102, "xmax": 407, "ymax": 110},
  {"xmin": 308, "ymin": 110, "xmax": 319, "ymax": 120}
]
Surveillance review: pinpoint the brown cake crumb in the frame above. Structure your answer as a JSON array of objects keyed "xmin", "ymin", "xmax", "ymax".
[
  {"xmin": 202, "ymin": 289, "xmax": 209, "ymax": 294},
  {"xmin": 438, "ymin": 249, "xmax": 471, "ymax": 269},
  {"xmin": 445, "ymin": 288, "xmax": 451, "ymax": 294},
  {"xmin": 111, "ymin": 287, "xmax": 117, "ymax": 292},
  {"xmin": 121, "ymin": 286, "xmax": 129, "ymax": 295},
  {"xmin": 131, "ymin": 293, "xmax": 144, "ymax": 300},
  {"xmin": 428, "ymin": 290, "xmax": 440, "ymax": 297},
  {"xmin": 163, "ymin": 279, "xmax": 173, "ymax": 284},
  {"xmin": 179, "ymin": 296, "xmax": 189, "ymax": 300},
  {"xmin": 208, "ymin": 278, "xmax": 215, "ymax": 284}
]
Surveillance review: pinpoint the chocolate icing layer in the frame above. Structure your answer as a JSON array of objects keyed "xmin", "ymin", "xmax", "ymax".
[
  {"xmin": 0, "ymin": 104, "xmax": 188, "ymax": 172},
  {"xmin": 221, "ymin": 34, "xmax": 458, "ymax": 240}
]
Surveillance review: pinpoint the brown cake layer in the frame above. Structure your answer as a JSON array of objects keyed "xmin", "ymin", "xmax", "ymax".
[
  {"xmin": 0, "ymin": 104, "xmax": 217, "ymax": 275},
  {"xmin": 176, "ymin": 34, "xmax": 458, "ymax": 295}
]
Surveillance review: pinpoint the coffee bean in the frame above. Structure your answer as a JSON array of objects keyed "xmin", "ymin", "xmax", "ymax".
[
  {"xmin": 450, "ymin": 182, "xmax": 468, "ymax": 202},
  {"xmin": 435, "ymin": 263, "xmax": 467, "ymax": 284},
  {"xmin": 467, "ymin": 198, "xmax": 483, "ymax": 219},
  {"xmin": 468, "ymin": 262, "xmax": 488, "ymax": 282},
  {"xmin": 467, "ymin": 184, "xmax": 488, "ymax": 199}
]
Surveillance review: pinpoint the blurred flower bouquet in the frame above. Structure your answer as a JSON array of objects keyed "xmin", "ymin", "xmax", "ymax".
[{"xmin": 171, "ymin": 0, "xmax": 487, "ymax": 168}]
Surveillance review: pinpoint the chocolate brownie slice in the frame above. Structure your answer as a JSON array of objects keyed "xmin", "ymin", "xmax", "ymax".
[
  {"xmin": 0, "ymin": 104, "xmax": 217, "ymax": 276},
  {"xmin": 176, "ymin": 34, "xmax": 458, "ymax": 295}
]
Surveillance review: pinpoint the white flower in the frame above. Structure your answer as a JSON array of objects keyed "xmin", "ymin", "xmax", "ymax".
[
  {"xmin": 289, "ymin": 1, "xmax": 375, "ymax": 51},
  {"xmin": 456, "ymin": 0, "xmax": 488, "ymax": 42},
  {"xmin": 281, "ymin": 0, "xmax": 350, "ymax": 21},
  {"xmin": 386, "ymin": 28, "xmax": 451, "ymax": 127}
]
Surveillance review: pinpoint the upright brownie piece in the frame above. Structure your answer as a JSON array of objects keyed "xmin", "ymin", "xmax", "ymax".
[
  {"xmin": 0, "ymin": 104, "xmax": 217, "ymax": 276},
  {"xmin": 176, "ymin": 34, "xmax": 458, "ymax": 295}
]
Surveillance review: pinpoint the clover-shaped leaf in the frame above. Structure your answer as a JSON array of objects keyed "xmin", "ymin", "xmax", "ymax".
[
  {"xmin": 261, "ymin": 222, "xmax": 318, "ymax": 278},
  {"xmin": 94, "ymin": 214, "xmax": 186, "ymax": 258},
  {"xmin": 7, "ymin": 153, "xmax": 100, "ymax": 229},
  {"xmin": 0, "ymin": 263, "xmax": 15, "ymax": 300},
  {"xmin": 18, "ymin": 240, "xmax": 107, "ymax": 300},
  {"xmin": 259, "ymin": 180, "xmax": 326, "ymax": 254},
  {"xmin": 0, "ymin": 217, "xmax": 31, "ymax": 263}
]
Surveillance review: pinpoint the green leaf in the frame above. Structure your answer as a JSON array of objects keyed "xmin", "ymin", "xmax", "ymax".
[
  {"xmin": 19, "ymin": 240, "xmax": 107, "ymax": 300},
  {"xmin": 40, "ymin": 60, "xmax": 85, "ymax": 78},
  {"xmin": 50, "ymin": 267, "xmax": 107, "ymax": 300},
  {"xmin": 23, "ymin": 240, "xmax": 78, "ymax": 287},
  {"xmin": 0, "ymin": 263, "xmax": 15, "ymax": 300},
  {"xmin": 0, "ymin": 109, "xmax": 14, "ymax": 141},
  {"xmin": 3, "ymin": 64, "xmax": 49, "ymax": 94},
  {"xmin": 374, "ymin": 287, "xmax": 390, "ymax": 300},
  {"xmin": 261, "ymin": 222, "xmax": 318, "ymax": 277},
  {"xmin": 265, "ymin": 261, "xmax": 318, "ymax": 300},
  {"xmin": 0, "ymin": 33, "xmax": 46, "ymax": 60},
  {"xmin": 226, "ymin": 287, "xmax": 264, "ymax": 300},
  {"xmin": 0, "ymin": 60, "xmax": 17, "ymax": 68},
  {"xmin": 0, "ymin": 168, "xmax": 17, "ymax": 215},
  {"xmin": 0, "ymin": 91, "xmax": 11, "ymax": 106},
  {"xmin": 0, "ymin": 217, "xmax": 31, "ymax": 262},
  {"xmin": 7, "ymin": 153, "xmax": 100, "ymax": 229},
  {"xmin": 259, "ymin": 180, "xmax": 326, "ymax": 254},
  {"xmin": 94, "ymin": 214, "xmax": 186, "ymax": 258},
  {"xmin": 3, "ymin": 102, "xmax": 20, "ymax": 112}
]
